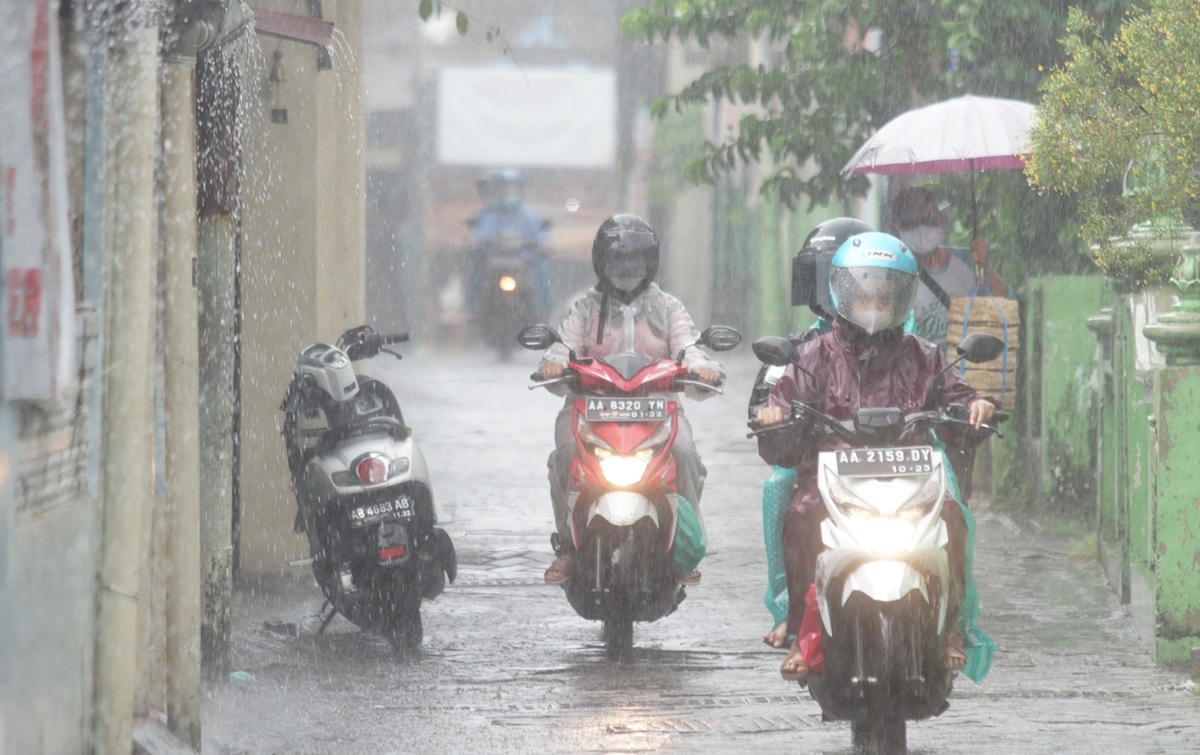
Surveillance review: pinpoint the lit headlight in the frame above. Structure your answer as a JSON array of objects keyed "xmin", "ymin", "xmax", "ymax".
[
  {"xmin": 897, "ymin": 502, "xmax": 934, "ymax": 522},
  {"xmin": 498, "ymin": 275, "xmax": 517, "ymax": 292},
  {"xmin": 838, "ymin": 501, "xmax": 876, "ymax": 521},
  {"xmin": 861, "ymin": 518, "xmax": 916, "ymax": 555},
  {"xmin": 595, "ymin": 447, "xmax": 654, "ymax": 486},
  {"xmin": 829, "ymin": 476, "xmax": 873, "ymax": 519}
]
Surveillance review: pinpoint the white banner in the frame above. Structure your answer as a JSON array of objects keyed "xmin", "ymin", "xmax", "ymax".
[
  {"xmin": 437, "ymin": 66, "xmax": 616, "ymax": 168},
  {"xmin": 0, "ymin": 0, "xmax": 74, "ymax": 401}
]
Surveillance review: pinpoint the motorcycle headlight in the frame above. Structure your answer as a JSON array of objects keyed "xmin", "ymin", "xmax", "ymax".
[
  {"xmin": 498, "ymin": 275, "xmax": 517, "ymax": 292},
  {"xmin": 896, "ymin": 502, "xmax": 934, "ymax": 522},
  {"xmin": 634, "ymin": 414, "xmax": 674, "ymax": 452},
  {"xmin": 594, "ymin": 447, "xmax": 654, "ymax": 486},
  {"xmin": 838, "ymin": 501, "xmax": 876, "ymax": 521},
  {"xmin": 576, "ymin": 415, "xmax": 614, "ymax": 452},
  {"xmin": 861, "ymin": 518, "xmax": 917, "ymax": 555},
  {"xmin": 896, "ymin": 474, "xmax": 941, "ymax": 521},
  {"xmin": 829, "ymin": 475, "xmax": 874, "ymax": 520}
]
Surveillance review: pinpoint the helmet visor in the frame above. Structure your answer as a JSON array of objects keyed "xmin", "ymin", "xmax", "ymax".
[
  {"xmin": 830, "ymin": 266, "xmax": 917, "ymax": 335},
  {"xmin": 601, "ymin": 229, "xmax": 657, "ymax": 281}
]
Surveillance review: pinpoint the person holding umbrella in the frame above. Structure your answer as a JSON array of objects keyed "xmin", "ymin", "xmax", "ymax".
[{"xmin": 888, "ymin": 186, "xmax": 1010, "ymax": 346}]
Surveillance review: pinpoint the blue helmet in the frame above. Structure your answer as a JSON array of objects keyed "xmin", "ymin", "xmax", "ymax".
[
  {"xmin": 496, "ymin": 169, "xmax": 524, "ymax": 208},
  {"xmin": 829, "ymin": 232, "xmax": 919, "ymax": 335}
]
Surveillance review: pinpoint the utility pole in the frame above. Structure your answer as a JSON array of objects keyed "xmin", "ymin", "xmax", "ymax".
[
  {"xmin": 195, "ymin": 10, "xmax": 247, "ymax": 683},
  {"xmin": 161, "ymin": 33, "xmax": 202, "ymax": 749},
  {"xmin": 93, "ymin": 4, "xmax": 160, "ymax": 754}
]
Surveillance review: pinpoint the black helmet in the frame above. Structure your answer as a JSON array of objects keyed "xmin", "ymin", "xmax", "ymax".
[
  {"xmin": 591, "ymin": 214, "xmax": 659, "ymax": 300},
  {"xmin": 791, "ymin": 217, "xmax": 874, "ymax": 318}
]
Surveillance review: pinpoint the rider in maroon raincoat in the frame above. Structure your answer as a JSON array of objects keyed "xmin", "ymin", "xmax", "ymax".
[{"xmin": 756, "ymin": 233, "xmax": 996, "ymax": 680}]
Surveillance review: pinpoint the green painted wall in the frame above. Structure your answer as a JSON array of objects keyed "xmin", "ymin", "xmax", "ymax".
[
  {"xmin": 1150, "ymin": 366, "xmax": 1200, "ymax": 662},
  {"xmin": 1022, "ymin": 276, "xmax": 1106, "ymax": 518}
]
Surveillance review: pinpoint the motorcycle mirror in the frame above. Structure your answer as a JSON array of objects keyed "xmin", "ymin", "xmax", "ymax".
[
  {"xmin": 957, "ymin": 333, "xmax": 1006, "ymax": 364},
  {"xmin": 751, "ymin": 336, "xmax": 795, "ymax": 367},
  {"xmin": 517, "ymin": 324, "xmax": 560, "ymax": 351},
  {"xmin": 697, "ymin": 325, "xmax": 742, "ymax": 352}
]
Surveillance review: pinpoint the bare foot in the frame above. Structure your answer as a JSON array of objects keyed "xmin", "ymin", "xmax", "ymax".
[
  {"xmin": 762, "ymin": 620, "xmax": 788, "ymax": 648},
  {"xmin": 780, "ymin": 638, "xmax": 809, "ymax": 681},
  {"xmin": 944, "ymin": 631, "xmax": 967, "ymax": 670}
]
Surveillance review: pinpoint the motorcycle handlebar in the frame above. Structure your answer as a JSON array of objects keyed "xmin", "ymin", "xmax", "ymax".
[
  {"xmin": 673, "ymin": 378, "xmax": 723, "ymax": 395},
  {"xmin": 747, "ymin": 404, "xmax": 1009, "ymax": 441},
  {"xmin": 382, "ymin": 333, "xmax": 410, "ymax": 345}
]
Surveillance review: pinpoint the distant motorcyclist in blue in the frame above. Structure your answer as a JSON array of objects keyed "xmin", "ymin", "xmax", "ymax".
[{"xmin": 469, "ymin": 169, "xmax": 553, "ymax": 319}]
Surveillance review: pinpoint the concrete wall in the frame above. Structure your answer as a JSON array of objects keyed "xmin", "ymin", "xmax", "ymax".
[
  {"xmin": 237, "ymin": 0, "xmax": 367, "ymax": 578},
  {"xmin": 0, "ymin": 395, "xmax": 98, "ymax": 754}
]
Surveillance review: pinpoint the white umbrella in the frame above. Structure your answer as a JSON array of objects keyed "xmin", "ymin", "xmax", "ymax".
[
  {"xmin": 842, "ymin": 95, "xmax": 1035, "ymax": 237},
  {"xmin": 842, "ymin": 94, "xmax": 1034, "ymax": 176}
]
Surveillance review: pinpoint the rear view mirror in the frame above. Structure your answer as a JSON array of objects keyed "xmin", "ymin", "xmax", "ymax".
[
  {"xmin": 752, "ymin": 336, "xmax": 795, "ymax": 367},
  {"xmin": 517, "ymin": 325, "xmax": 560, "ymax": 351},
  {"xmin": 698, "ymin": 326, "xmax": 742, "ymax": 352},
  {"xmin": 957, "ymin": 333, "xmax": 1006, "ymax": 364}
]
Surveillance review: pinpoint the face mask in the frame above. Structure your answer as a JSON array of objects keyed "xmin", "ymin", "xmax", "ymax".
[
  {"xmin": 848, "ymin": 307, "xmax": 895, "ymax": 335},
  {"xmin": 899, "ymin": 225, "xmax": 942, "ymax": 256},
  {"xmin": 609, "ymin": 276, "xmax": 643, "ymax": 292},
  {"xmin": 501, "ymin": 196, "xmax": 522, "ymax": 210}
]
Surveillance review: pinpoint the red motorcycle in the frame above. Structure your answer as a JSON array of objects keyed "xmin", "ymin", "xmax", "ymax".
[{"xmin": 519, "ymin": 324, "xmax": 741, "ymax": 658}]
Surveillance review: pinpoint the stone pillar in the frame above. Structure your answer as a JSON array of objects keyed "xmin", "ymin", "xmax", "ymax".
[{"xmin": 1143, "ymin": 245, "xmax": 1200, "ymax": 662}]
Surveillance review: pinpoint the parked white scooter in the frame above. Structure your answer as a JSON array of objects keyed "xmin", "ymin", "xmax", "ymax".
[{"xmin": 280, "ymin": 326, "xmax": 456, "ymax": 652}]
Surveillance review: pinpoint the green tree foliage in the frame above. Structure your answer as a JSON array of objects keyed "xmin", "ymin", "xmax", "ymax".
[
  {"xmin": 621, "ymin": 0, "xmax": 1130, "ymax": 282},
  {"xmin": 1026, "ymin": 0, "xmax": 1200, "ymax": 287}
]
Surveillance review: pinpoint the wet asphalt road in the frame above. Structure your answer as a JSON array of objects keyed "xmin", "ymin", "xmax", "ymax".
[{"xmin": 203, "ymin": 350, "xmax": 1199, "ymax": 754}]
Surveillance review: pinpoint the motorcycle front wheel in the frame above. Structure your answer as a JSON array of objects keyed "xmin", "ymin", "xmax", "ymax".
[
  {"xmin": 851, "ymin": 707, "xmax": 906, "ymax": 755},
  {"xmin": 602, "ymin": 611, "xmax": 633, "ymax": 662}
]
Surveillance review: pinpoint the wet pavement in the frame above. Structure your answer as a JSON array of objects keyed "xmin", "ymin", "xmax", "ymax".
[{"xmin": 203, "ymin": 351, "xmax": 1199, "ymax": 754}]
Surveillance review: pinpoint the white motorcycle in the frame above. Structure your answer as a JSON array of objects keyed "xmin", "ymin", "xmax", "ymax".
[
  {"xmin": 749, "ymin": 333, "xmax": 1006, "ymax": 755},
  {"xmin": 280, "ymin": 326, "xmax": 456, "ymax": 652}
]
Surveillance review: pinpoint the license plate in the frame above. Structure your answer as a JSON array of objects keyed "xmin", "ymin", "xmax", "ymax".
[
  {"xmin": 348, "ymin": 495, "xmax": 414, "ymax": 528},
  {"xmin": 835, "ymin": 446, "xmax": 934, "ymax": 478},
  {"xmin": 584, "ymin": 397, "xmax": 667, "ymax": 422}
]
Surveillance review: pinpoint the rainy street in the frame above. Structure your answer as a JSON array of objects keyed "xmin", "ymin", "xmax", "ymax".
[
  {"xmin": 202, "ymin": 352, "xmax": 1200, "ymax": 755},
  {"xmin": 9, "ymin": 1, "xmax": 1200, "ymax": 753}
]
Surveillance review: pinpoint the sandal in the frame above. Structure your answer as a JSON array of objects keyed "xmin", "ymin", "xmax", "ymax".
[
  {"xmin": 543, "ymin": 553, "xmax": 571, "ymax": 585},
  {"xmin": 944, "ymin": 631, "xmax": 967, "ymax": 671},
  {"xmin": 762, "ymin": 620, "xmax": 789, "ymax": 648},
  {"xmin": 679, "ymin": 570, "xmax": 702, "ymax": 586},
  {"xmin": 780, "ymin": 643, "xmax": 809, "ymax": 681}
]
